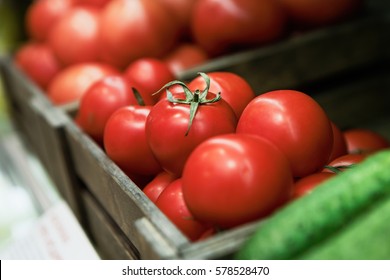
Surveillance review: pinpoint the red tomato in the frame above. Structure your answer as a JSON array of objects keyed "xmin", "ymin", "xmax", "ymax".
[
  {"xmin": 98, "ymin": 0, "xmax": 180, "ymax": 69},
  {"xmin": 123, "ymin": 58, "xmax": 175, "ymax": 105},
  {"xmin": 343, "ymin": 128, "xmax": 390, "ymax": 155},
  {"xmin": 187, "ymin": 72, "xmax": 256, "ymax": 118},
  {"xmin": 323, "ymin": 153, "xmax": 367, "ymax": 173},
  {"xmin": 143, "ymin": 171, "xmax": 177, "ymax": 204},
  {"xmin": 104, "ymin": 106, "xmax": 162, "ymax": 176},
  {"xmin": 14, "ymin": 42, "xmax": 62, "ymax": 90},
  {"xmin": 145, "ymin": 74, "xmax": 237, "ymax": 176},
  {"xmin": 293, "ymin": 172, "xmax": 335, "ymax": 199},
  {"xmin": 278, "ymin": 0, "xmax": 362, "ymax": 28},
  {"xmin": 74, "ymin": 75, "xmax": 138, "ymax": 145},
  {"xmin": 155, "ymin": 179, "xmax": 213, "ymax": 241},
  {"xmin": 25, "ymin": 0, "xmax": 74, "ymax": 41},
  {"xmin": 48, "ymin": 6, "xmax": 101, "ymax": 66},
  {"xmin": 156, "ymin": 0, "xmax": 198, "ymax": 37},
  {"xmin": 182, "ymin": 133, "xmax": 293, "ymax": 229},
  {"xmin": 191, "ymin": 0, "xmax": 287, "ymax": 56},
  {"xmin": 237, "ymin": 90, "xmax": 333, "ymax": 178},
  {"xmin": 74, "ymin": 0, "xmax": 111, "ymax": 8},
  {"xmin": 47, "ymin": 62, "xmax": 119, "ymax": 105},
  {"xmin": 163, "ymin": 43, "xmax": 209, "ymax": 76},
  {"xmin": 328, "ymin": 122, "xmax": 348, "ymax": 162}
]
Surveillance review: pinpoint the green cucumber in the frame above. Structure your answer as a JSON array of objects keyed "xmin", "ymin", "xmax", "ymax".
[
  {"xmin": 299, "ymin": 196, "xmax": 390, "ymax": 259},
  {"xmin": 235, "ymin": 149, "xmax": 390, "ymax": 260}
]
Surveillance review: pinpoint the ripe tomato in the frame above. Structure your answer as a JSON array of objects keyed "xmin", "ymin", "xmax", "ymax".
[
  {"xmin": 104, "ymin": 106, "xmax": 162, "ymax": 176},
  {"xmin": 187, "ymin": 72, "xmax": 256, "ymax": 118},
  {"xmin": 14, "ymin": 42, "xmax": 62, "ymax": 90},
  {"xmin": 163, "ymin": 43, "xmax": 209, "ymax": 76},
  {"xmin": 328, "ymin": 122, "xmax": 348, "ymax": 162},
  {"xmin": 47, "ymin": 62, "xmax": 119, "ymax": 105},
  {"xmin": 155, "ymin": 178, "xmax": 213, "ymax": 241},
  {"xmin": 48, "ymin": 6, "xmax": 101, "ymax": 66},
  {"xmin": 74, "ymin": 0, "xmax": 111, "ymax": 8},
  {"xmin": 182, "ymin": 133, "xmax": 293, "ymax": 229},
  {"xmin": 343, "ymin": 128, "xmax": 390, "ymax": 155},
  {"xmin": 123, "ymin": 58, "xmax": 175, "ymax": 105},
  {"xmin": 98, "ymin": 0, "xmax": 180, "ymax": 69},
  {"xmin": 74, "ymin": 75, "xmax": 138, "ymax": 145},
  {"xmin": 292, "ymin": 172, "xmax": 335, "ymax": 199},
  {"xmin": 25, "ymin": 0, "xmax": 74, "ymax": 41},
  {"xmin": 145, "ymin": 73, "xmax": 237, "ymax": 176},
  {"xmin": 191, "ymin": 0, "xmax": 287, "ymax": 56},
  {"xmin": 277, "ymin": 0, "xmax": 362, "ymax": 28},
  {"xmin": 143, "ymin": 171, "xmax": 177, "ymax": 204},
  {"xmin": 237, "ymin": 90, "xmax": 333, "ymax": 178},
  {"xmin": 323, "ymin": 153, "xmax": 367, "ymax": 173}
]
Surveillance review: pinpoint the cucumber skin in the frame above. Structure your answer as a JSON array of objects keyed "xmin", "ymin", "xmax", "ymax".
[
  {"xmin": 299, "ymin": 196, "xmax": 390, "ymax": 260},
  {"xmin": 235, "ymin": 149, "xmax": 390, "ymax": 260}
]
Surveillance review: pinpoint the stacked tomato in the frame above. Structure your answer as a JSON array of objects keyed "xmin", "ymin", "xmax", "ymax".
[{"xmin": 13, "ymin": 0, "xmax": 369, "ymax": 241}]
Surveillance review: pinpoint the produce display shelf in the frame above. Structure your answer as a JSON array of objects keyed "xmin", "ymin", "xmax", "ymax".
[{"xmin": 1, "ymin": 12, "xmax": 390, "ymax": 260}]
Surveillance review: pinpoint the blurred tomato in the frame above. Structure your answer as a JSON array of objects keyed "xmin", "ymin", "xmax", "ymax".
[
  {"xmin": 293, "ymin": 172, "xmax": 335, "ymax": 199},
  {"xmin": 123, "ymin": 58, "xmax": 175, "ymax": 105},
  {"xmin": 191, "ymin": 0, "xmax": 287, "ymax": 56},
  {"xmin": 98, "ymin": 0, "xmax": 180, "ymax": 69},
  {"xmin": 14, "ymin": 42, "xmax": 62, "ymax": 90},
  {"xmin": 187, "ymin": 71, "xmax": 255, "ymax": 118},
  {"xmin": 237, "ymin": 90, "xmax": 333, "ymax": 178},
  {"xmin": 74, "ymin": 0, "xmax": 111, "ymax": 8},
  {"xmin": 47, "ymin": 62, "xmax": 119, "ymax": 105},
  {"xmin": 278, "ymin": 0, "xmax": 362, "ymax": 28},
  {"xmin": 156, "ymin": 179, "xmax": 213, "ymax": 241},
  {"xmin": 163, "ymin": 43, "xmax": 209, "ymax": 76},
  {"xmin": 343, "ymin": 128, "xmax": 389, "ymax": 154},
  {"xmin": 74, "ymin": 75, "xmax": 138, "ymax": 145},
  {"xmin": 323, "ymin": 153, "xmax": 367, "ymax": 173},
  {"xmin": 328, "ymin": 122, "xmax": 348, "ymax": 162},
  {"xmin": 143, "ymin": 171, "xmax": 177, "ymax": 204},
  {"xmin": 25, "ymin": 0, "xmax": 74, "ymax": 41},
  {"xmin": 104, "ymin": 106, "xmax": 162, "ymax": 176},
  {"xmin": 48, "ymin": 6, "xmax": 101, "ymax": 65}
]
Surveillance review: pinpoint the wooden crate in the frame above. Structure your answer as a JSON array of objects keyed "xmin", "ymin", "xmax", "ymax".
[{"xmin": 1, "ymin": 12, "xmax": 390, "ymax": 259}]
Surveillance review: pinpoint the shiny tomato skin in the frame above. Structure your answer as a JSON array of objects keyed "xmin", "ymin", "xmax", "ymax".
[
  {"xmin": 236, "ymin": 90, "xmax": 333, "ymax": 178},
  {"xmin": 191, "ymin": 0, "xmax": 287, "ymax": 56},
  {"xmin": 187, "ymin": 72, "xmax": 256, "ymax": 118},
  {"xmin": 293, "ymin": 172, "xmax": 335, "ymax": 199},
  {"xmin": 146, "ymin": 92, "xmax": 237, "ymax": 177},
  {"xmin": 98, "ymin": 0, "xmax": 180, "ymax": 69},
  {"xmin": 74, "ymin": 75, "xmax": 138, "ymax": 145},
  {"xmin": 182, "ymin": 133, "xmax": 293, "ymax": 229},
  {"xmin": 14, "ymin": 42, "xmax": 62, "ymax": 90},
  {"xmin": 48, "ymin": 6, "xmax": 101, "ymax": 66},
  {"xmin": 343, "ymin": 128, "xmax": 390, "ymax": 155},
  {"xmin": 278, "ymin": 0, "xmax": 362, "ymax": 28},
  {"xmin": 328, "ymin": 122, "xmax": 348, "ymax": 162},
  {"xmin": 47, "ymin": 62, "xmax": 119, "ymax": 105},
  {"xmin": 74, "ymin": 0, "xmax": 111, "ymax": 8},
  {"xmin": 123, "ymin": 58, "xmax": 175, "ymax": 105},
  {"xmin": 104, "ymin": 106, "xmax": 162, "ymax": 176},
  {"xmin": 155, "ymin": 179, "xmax": 213, "ymax": 241},
  {"xmin": 143, "ymin": 171, "xmax": 177, "ymax": 203},
  {"xmin": 25, "ymin": 0, "xmax": 74, "ymax": 41}
]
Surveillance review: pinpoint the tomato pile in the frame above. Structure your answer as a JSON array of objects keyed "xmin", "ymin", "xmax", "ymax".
[
  {"xmin": 12, "ymin": 0, "xmax": 374, "ymax": 242},
  {"xmin": 14, "ymin": 0, "xmax": 363, "ymax": 105}
]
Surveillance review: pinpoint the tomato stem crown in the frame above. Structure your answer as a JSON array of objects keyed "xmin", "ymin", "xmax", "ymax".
[{"xmin": 156, "ymin": 72, "xmax": 221, "ymax": 136}]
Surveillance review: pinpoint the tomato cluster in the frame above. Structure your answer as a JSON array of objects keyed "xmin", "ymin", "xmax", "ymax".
[
  {"xmin": 14, "ymin": 0, "xmax": 363, "ymax": 106},
  {"xmin": 13, "ymin": 0, "xmax": 371, "ymax": 242}
]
